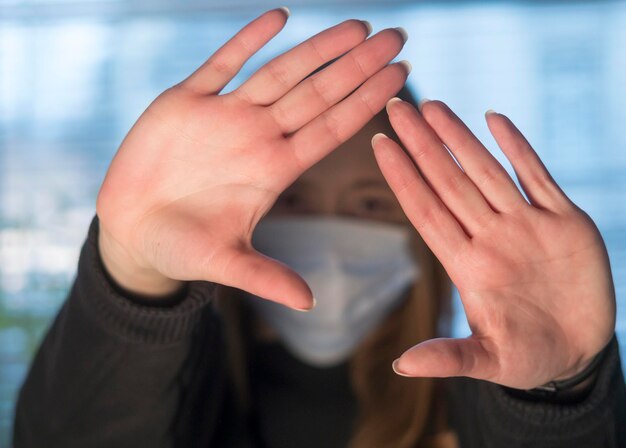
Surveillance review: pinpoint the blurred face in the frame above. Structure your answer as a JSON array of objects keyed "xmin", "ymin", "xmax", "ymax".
[
  {"xmin": 253, "ymin": 118, "xmax": 416, "ymax": 354},
  {"xmin": 267, "ymin": 115, "xmax": 407, "ymax": 225}
]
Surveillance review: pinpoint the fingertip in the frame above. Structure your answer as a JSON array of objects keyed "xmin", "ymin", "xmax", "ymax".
[
  {"xmin": 386, "ymin": 96, "xmax": 403, "ymax": 114},
  {"xmin": 287, "ymin": 274, "xmax": 315, "ymax": 312},
  {"xmin": 417, "ymin": 97, "xmax": 430, "ymax": 112},
  {"xmin": 485, "ymin": 109, "xmax": 510, "ymax": 133},
  {"xmin": 392, "ymin": 358, "xmax": 413, "ymax": 377},
  {"xmin": 398, "ymin": 59, "xmax": 412, "ymax": 75},
  {"xmin": 394, "ymin": 26, "xmax": 409, "ymax": 43},
  {"xmin": 361, "ymin": 20, "xmax": 373, "ymax": 36},
  {"xmin": 372, "ymin": 133, "xmax": 400, "ymax": 167},
  {"xmin": 293, "ymin": 296, "xmax": 316, "ymax": 312},
  {"xmin": 278, "ymin": 6, "xmax": 291, "ymax": 18},
  {"xmin": 371, "ymin": 132, "xmax": 389, "ymax": 147},
  {"xmin": 485, "ymin": 109, "xmax": 501, "ymax": 125}
]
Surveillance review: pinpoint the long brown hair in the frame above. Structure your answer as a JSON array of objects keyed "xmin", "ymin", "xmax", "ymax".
[
  {"xmin": 347, "ymin": 231, "xmax": 454, "ymax": 447},
  {"xmin": 212, "ymin": 86, "xmax": 458, "ymax": 447}
]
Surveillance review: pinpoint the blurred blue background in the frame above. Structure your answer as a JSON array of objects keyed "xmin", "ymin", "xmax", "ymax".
[{"xmin": 1, "ymin": 0, "xmax": 626, "ymax": 444}]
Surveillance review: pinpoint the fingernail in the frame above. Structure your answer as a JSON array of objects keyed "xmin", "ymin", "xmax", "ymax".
[
  {"xmin": 293, "ymin": 296, "xmax": 316, "ymax": 312},
  {"xmin": 279, "ymin": 6, "xmax": 290, "ymax": 18},
  {"xmin": 385, "ymin": 97, "xmax": 403, "ymax": 113},
  {"xmin": 418, "ymin": 98, "xmax": 430, "ymax": 112},
  {"xmin": 392, "ymin": 358, "xmax": 412, "ymax": 377},
  {"xmin": 485, "ymin": 109, "xmax": 498, "ymax": 116},
  {"xmin": 371, "ymin": 132, "xmax": 388, "ymax": 146},
  {"xmin": 386, "ymin": 97, "xmax": 403, "ymax": 109},
  {"xmin": 394, "ymin": 27, "xmax": 409, "ymax": 43},
  {"xmin": 399, "ymin": 60, "xmax": 412, "ymax": 75},
  {"xmin": 361, "ymin": 20, "xmax": 373, "ymax": 36}
]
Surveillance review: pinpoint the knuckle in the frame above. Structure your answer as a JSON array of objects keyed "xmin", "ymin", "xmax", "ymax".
[
  {"xmin": 440, "ymin": 174, "xmax": 467, "ymax": 197},
  {"xmin": 266, "ymin": 60, "xmax": 292, "ymax": 89},
  {"xmin": 476, "ymin": 166, "xmax": 504, "ymax": 189},
  {"xmin": 453, "ymin": 342, "xmax": 474, "ymax": 376},
  {"xmin": 308, "ymin": 76, "xmax": 334, "ymax": 108},
  {"xmin": 411, "ymin": 202, "xmax": 442, "ymax": 232},
  {"xmin": 474, "ymin": 207, "xmax": 496, "ymax": 229},
  {"xmin": 233, "ymin": 32, "xmax": 253, "ymax": 54},
  {"xmin": 355, "ymin": 89, "xmax": 377, "ymax": 116},
  {"xmin": 322, "ymin": 112, "xmax": 343, "ymax": 145},
  {"xmin": 504, "ymin": 198, "xmax": 530, "ymax": 215},
  {"xmin": 530, "ymin": 168, "xmax": 554, "ymax": 187},
  {"xmin": 232, "ymin": 86, "xmax": 253, "ymax": 104},
  {"xmin": 267, "ymin": 102, "xmax": 288, "ymax": 128},
  {"xmin": 408, "ymin": 144, "xmax": 429, "ymax": 162},
  {"xmin": 347, "ymin": 50, "xmax": 369, "ymax": 79},
  {"xmin": 395, "ymin": 176, "xmax": 418, "ymax": 197},
  {"xmin": 209, "ymin": 55, "xmax": 237, "ymax": 77},
  {"xmin": 306, "ymin": 38, "xmax": 327, "ymax": 65}
]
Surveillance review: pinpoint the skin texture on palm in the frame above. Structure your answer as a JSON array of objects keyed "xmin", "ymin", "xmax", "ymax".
[
  {"xmin": 372, "ymin": 98, "xmax": 616, "ymax": 390},
  {"xmin": 96, "ymin": 8, "xmax": 410, "ymax": 311}
]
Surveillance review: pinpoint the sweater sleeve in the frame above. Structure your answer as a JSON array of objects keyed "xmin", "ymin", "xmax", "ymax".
[
  {"xmin": 446, "ymin": 333, "xmax": 626, "ymax": 448},
  {"xmin": 12, "ymin": 216, "xmax": 229, "ymax": 448}
]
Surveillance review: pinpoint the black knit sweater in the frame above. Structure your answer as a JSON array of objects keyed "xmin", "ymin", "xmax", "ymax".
[{"xmin": 11, "ymin": 217, "xmax": 626, "ymax": 447}]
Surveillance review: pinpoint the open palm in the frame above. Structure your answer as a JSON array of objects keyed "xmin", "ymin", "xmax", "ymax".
[
  {"xmin": 373, "ymin": 98, "xmax": 616, "ymax": 389},
  {"xmin": 97, "ymin": 9, "xmax": 409, "ymax": 310}
]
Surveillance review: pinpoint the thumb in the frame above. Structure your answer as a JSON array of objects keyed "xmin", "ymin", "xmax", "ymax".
[
  {"xmin": 392, "ymin": 336, "xmax": 498, "ymax": 381},
  {"xmin": 215, "ymin": 246, "xmax": 315, "ymax": 312}
]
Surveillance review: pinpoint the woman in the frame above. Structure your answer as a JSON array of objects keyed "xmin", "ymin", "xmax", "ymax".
[{"xmin": 12, "ymin": 7, "xmax": 625, "ymax": 448}]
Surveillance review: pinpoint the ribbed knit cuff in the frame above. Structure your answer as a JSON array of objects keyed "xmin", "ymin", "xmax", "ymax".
[
  {"xmin": 482, "ymin": 333, "xmax": 623, "ymax": 441},
  {"xmin": 73, "ymin": 215, "xmax": 218, "ymax": 346}
]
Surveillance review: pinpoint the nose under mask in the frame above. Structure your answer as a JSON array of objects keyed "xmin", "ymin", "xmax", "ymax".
[{"xmin": 244, "ymin": 215, "xmax": 420, "ymax": 368}]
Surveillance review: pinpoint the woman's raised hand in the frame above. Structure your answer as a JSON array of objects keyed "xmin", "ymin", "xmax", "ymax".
[
  {"xmin": 96, "ymin": 8, "xmax": 409, "ymax": 310},
  {"xmin": 372, "ymin": 98, "xmax": 616, "ymax": 389}
]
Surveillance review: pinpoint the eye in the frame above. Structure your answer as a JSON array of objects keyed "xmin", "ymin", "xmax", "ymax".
[
  {"xmin": 342, "ymin": 187, "xmax": 404, "ymax": 223},
  {"xmin": 274, "ymin": 191, "xmax": 316, "ymax": 214},
  {"xmin": 276, "ymin": 192, "xmax": 301, "ymax": 209},
  {"xmin": 358, "ymin": 196, "xmax": 393, "ymax": 214},
  {"xmin": 280, "ymin": 192, "xmax": 299, "ymax": 208}
]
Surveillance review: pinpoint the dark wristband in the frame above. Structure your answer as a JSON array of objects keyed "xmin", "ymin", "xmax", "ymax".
[{"xmin": 523, "ymin": 342, "xmax": 610, "ymax": 398}]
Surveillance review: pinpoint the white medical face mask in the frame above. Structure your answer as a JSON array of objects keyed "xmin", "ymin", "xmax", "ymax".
[{"xmin": 244, "ymin": 215, "xmax": 420, "ymax": 368}]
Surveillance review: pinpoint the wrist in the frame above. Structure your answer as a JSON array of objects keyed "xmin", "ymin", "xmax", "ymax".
[
  {"xmin": 551, "ymin": 355, "xmax": 597, "ymax": 382},
  {"xmin": 520, "ymin": 344, "xmax": 608, "ymax": 402},
  {"xmin": 98, "ymin": 224, "xmax": 184, "ymax": 298}
]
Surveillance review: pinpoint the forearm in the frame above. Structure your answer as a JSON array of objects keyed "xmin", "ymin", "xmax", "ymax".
[{"xmin": 12, "ymin": 216, "xmax": 225, "ymax": 448}]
